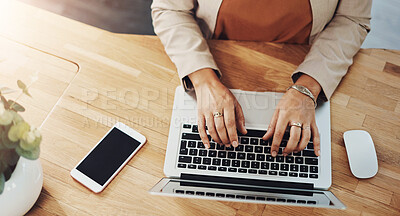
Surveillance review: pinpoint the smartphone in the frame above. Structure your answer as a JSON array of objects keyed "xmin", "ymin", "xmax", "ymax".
[{"xmin": 70, "ymin": 122, "xmax": 146, "ymax": 193}]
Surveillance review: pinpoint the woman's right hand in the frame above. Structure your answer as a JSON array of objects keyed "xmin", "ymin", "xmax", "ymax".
[{"xmin": 189, "ymin": 68, "xmax": 247, "ymax": 148}]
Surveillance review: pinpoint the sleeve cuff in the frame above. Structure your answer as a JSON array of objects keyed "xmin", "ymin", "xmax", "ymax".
[
  {"xmin": 182, "ymin": 68, "xmax": 222, "ymax": 91},
  {"xmin": 291, "ymin": 71, "xmax": 329, "ymax": 102}
]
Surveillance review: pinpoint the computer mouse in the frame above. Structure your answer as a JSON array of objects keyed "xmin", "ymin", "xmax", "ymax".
[{"xmin": 343, "ymin": 130, "xmax": 378, "ymax": 179}]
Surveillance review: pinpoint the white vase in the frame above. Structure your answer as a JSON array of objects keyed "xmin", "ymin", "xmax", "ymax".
[{"xmin": 0, "ymin": 157, "xmax": 43, "ymax": 216}]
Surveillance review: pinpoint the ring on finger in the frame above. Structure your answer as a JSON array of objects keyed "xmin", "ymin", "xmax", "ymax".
[
  {"xmin": 290, "ymin": 122, "xmax": 302, "ymax": 128},
  {"xmin": 213, "ymin": 111, "xmax": 223, "ymax": 118}
]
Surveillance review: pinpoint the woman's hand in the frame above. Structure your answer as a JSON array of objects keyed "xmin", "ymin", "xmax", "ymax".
[
  {"xmin": 262, "ymin": 74, "xmax": 322, "ymax": 157},
  {"xmin": 189, "ymin": 68, "xmax": 247, "ymax": 148}
]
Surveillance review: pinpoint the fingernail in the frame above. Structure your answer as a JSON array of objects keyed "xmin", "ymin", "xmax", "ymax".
[
  {"xmin": 283, "ymin": 153, "xmax": 288, "ymax": 157},
  {"xmin": 318, "ymin": 150, "xmax": 321, "ymax": 156},
  {"xmin": 271, "ymin": 151, "xmax": 277, "ymax": 157},
  {"xmin": 225, "ymin": 144, "xmax": 230, "ymax": 148},
  {"xmin": 205, "ymin": 143, "xmax": 210, "ymax": 149},
  {"xmin": 232, "ymin": 141, "xmax": 238, "ymax": 147},
  {"xmin": 294, "ymin": 151, "xmax": 298, "ymax": 154}
]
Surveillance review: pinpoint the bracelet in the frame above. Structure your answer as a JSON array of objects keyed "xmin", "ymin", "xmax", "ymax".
[{"xmin": 287, "ymin": 85, "xmax": 317, "ymax": 108}]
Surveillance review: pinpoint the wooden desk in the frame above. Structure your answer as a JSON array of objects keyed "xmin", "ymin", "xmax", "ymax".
[{"xmin": 1, "ymin": 2, "xmax": 400, "ymax": 215}]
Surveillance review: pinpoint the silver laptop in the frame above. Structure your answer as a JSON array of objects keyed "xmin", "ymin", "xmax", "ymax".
[{"xmin": 149, "ymin": 86, "xmax": 345, "ymax": 209}]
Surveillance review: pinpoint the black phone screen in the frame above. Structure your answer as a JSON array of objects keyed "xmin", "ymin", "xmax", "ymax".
[{"xmin": 76, "ymin": 128, "xmax": 141, "ymax": 186}]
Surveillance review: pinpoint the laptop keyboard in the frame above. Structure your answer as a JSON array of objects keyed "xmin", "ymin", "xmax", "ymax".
[{"xmin": 177, "ymin": 123, "xmax": 319, "ymax": 179}]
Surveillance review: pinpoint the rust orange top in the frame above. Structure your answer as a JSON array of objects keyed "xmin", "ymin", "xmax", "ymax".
[{"xmin": 213, "ymin": 0, "xmax": 313, "ymax": 44}]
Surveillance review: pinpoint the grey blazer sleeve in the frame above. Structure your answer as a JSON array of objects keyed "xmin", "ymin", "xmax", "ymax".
[
  {"xmin": 151, "ymin": 0, "xmax": 221, "ymax": 90},
  {"xmin": 292, "ymin": 0, "xmax": 372, "ymax": 100}
]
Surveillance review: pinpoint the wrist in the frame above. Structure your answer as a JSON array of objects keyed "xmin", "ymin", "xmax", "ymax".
[
  {"xmin": 294, "ymin": 74, "xmax": 321, "ymax": 99},
  {"xmin": 188, "ymin": 68, "xmax": 220, "ymax": 89}
]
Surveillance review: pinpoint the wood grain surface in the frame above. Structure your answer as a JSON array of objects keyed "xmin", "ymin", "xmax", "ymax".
[{"xmin": 1, "ymin": 2, "xmax": 399, "ymax": 215}]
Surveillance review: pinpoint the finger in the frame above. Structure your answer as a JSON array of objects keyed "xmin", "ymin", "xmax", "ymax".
[
  {"xmin": 198, "ymin": 114, "xmax": 210, "ymax": 148},
  {"xmin": 296, "ymin": 125, "xmax": 311, "ymax": 152},
  {"xmin": 263, "ymin": 109, "xmax": 279, "ymax": 140},
  {"xmin": 205, "ymin": 114, "xmax": 222, "ymax": 145},
  {"xmin": 214, "ymin": 114, "xmax": 230, "ymax": 145},
  {"xmin": 311, "ymin": 122, "xmax": 321, "ymax": 156},
  {"xmin": 270, "ymin": 116, "xmax": 287, "ymax": 157},
  {"xmin": 284, "ymin": 124, "xmax": 301, "ymax": 156},
  {"xmin": 224, "ymin": 106, "xmax": 239, "ymax": 147},
  {"xmin": 235, "ymin": 103, "xmax": 247, "ymax": 135}
]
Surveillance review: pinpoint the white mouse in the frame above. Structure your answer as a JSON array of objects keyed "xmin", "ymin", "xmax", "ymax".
[{"xmin": 343, "ymin": 130, "xmax": 378, "ymax": 179}]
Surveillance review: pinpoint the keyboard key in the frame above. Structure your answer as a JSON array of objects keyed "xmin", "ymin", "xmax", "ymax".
[
  {"xmin": 238, "ymin": 168, "xmax": 247, "ymax": 173},
  {"xmin": 293, "ymin": 151, "xmax": 301, "ymax": 156},
  {"xmin": 232, "ymin": 160, "xmax": 240, "ymax": 167},
  {"xmin": 266, "ymin": 155, "xmax": 275, "ymax": 162},
  {"xmin": 228, "ymin": 168, "xmax": 237, "ymax": 172},
  {"xmin": 188, "ymin": 141, "xmax": 196, "ymax": 148},
  {"xmin": 228, "ymin": 152, "xmax": 236, "ymax": 159},
  {"xmin": 255, "ymin": 146, "xmax": 263, "ymax": 153},
  {"xmin": 297, "ymin": 200, "xmax": 306, "ymax": 204},
  {"xmin": 237, "ymin": 153, "xmax": 246, "ymax": 159},
  {"xmin": 278, "ymin": 148, "xmax": 283, "ymax": 154},
  {"xmin": 235, "ymin": 145, "xmax": 244, "ymax": 151},
  {"xmin": 198, "ymin": 165, "xmax": 207, "ymax": 170},
  {"xmin": 256, "ymin": 154, "xmax": 265, "ymax": 161},
  {"xmin": 178, "ymin": 156, "xmax": 192, "ymax": 163},
  {"xmin": 269, "ymin": 171, "xmax": 278, "ymax": 175},
  {"xmin": 241, "ymin": 161, "xmax": 250, "ymax": 168},
  {"xmin": 303, "ymin": 150, "xmax": 317, "ymax": 157},
  {"xmin": 256, "ymin": 197, "xmax": 266, "ymax": 201},
  {"xmin": 290, "ymin": 164, "xmax": 299, "ymax": 172},
  {"xmin": 295, "ymin": 157, "xmax": 304, "ymax": 164},
  {"xmin": 182, "ymin": 133, "xmax": 201, "ymax": 140},
  {"xmin": 208, "ymin": 150, "xmax": 217, "ymax": 157},
  {"xmin": 186, "ymin": 191, "xmax": 195, "ymax": 195},
  {"xmin": 216, "ymin": 193, "xmax": 225, "ymax": 198},
  {"xmin": 206, "ymin": 192, "xmax": 215, "ymax": 197},
  {"xmin": 261, "ymin": 162, "xmax": 270, "ymax": 169},
  {"xmin": 287, "ymin": 199, "xmax": 296, "ymax": 203},
  {"xmin": 196, "ymin": 191, "xmax": 205, "ymax": 196},
  {"xmin": 189, "ymin": 149, "xmax": 198, "ymax": 156},
  {"xmin": 251, "ymin": 161, "xmax": 260, "ymax": 169},
  {"xmin": 281, "ymin": 141, "xmax": 287, "ymax": 147},
  {"xmin": 217, "ymin": 144, "xmax": 225, "ymax": 150},
  {"xmin": 218, "ymin": 167, "xmax": 227, "ymax": 171},
  {"xmin": 310, "ymin": 174, "xmax": 319, "ymax": 178},
  {"xmin": 218, "ymin": 151, "xmax": 227, "ymax": 158},
  {"xmin": 212, "ymin": 158, "xmax": 221, "ymax": 166},
  {"xmin": 226, "ymin": 194, "xmax": 236, "ymax": 198},
  {"xmin": 193, "ymin": 157, "xmax": 201, "ymax": 164},
  {"xmin": 248, "ymin": 169, "xmax": 257, "ymax": 174},
  {"xmin": 176, "ymin": 190, "xmax": 185, "ymax": 194},
  {"xmin": 280, "ymin": 164, "xmax": 289, "ymax": 171},
  {"xmin": 247, "ymin": 153, "xmax": 256, "ymax": 160},
  {"xmin": 245, "ymin": 146, "xmax": 254, "ymax": 152},
  {"xmin": 286, "ymin": 156, "xmax": 294, "ymax": 163},
  {"xmin": 307, "ymin": 200, "xmax": 317, "ymax": 204},
  {"xmin": 222, "ymin": 159, "xmax": 231, "ymax": 166},
  {"xmin": 267, "ymin": 197, "xmax": 276, "ymax": 201},
  {"xmin": 305, "ymin": 158, "xmax": 318, "ymax": 165},
  {"xmin": 209, "ymin": 142, "xmax": 216, "ymax": 149},
  {"xmin": 260, "ymin": 139, "xmax": 269, "ymax": 146},
  {"xmin": 277, "ymin": 198, "xmax": 286, "ymax": 202},
  {"xmin": 183, "ymin": 124, "xmax": 191, "ymax": 129},
  {"xmin": 279, "ymin": 171, "xmax": 288, "ymax": 176},
  {"xmin": 226, "ymin": 145, "xmax": 234, "ymax": 151},
  {"xmin": 299, "ymin": 173, "xmax": 308, "ymax": 178},
  {"xmin": 236, "ymin": 195, "xmax": 245, "ymax": 199},
  {"xmin": 300, "ymin": 165, "xmax": 308, "ymax": 172},
  {"xmin": 289, "ymin": 172, "xmax": 298, "ymax": 177},
  {"xmin": 180, "ymin": 140, "xmax": 187, "ymax": 149},
  {"xmin": 271, "ymin": 163, "xmax": 279, "ymax": 170},
  {"xmin": 241, "ymin": 137, "xmax": 249, "ymax": 144},
  {"xmin": 197, "ymin": 142, "xmax": 205, "ymax": 148},
  {"xmin": 199, "ymin": 150, "xmax": 207, "ymax": 156},
  {"xmin": 243, "ymin": 129, "xmax": 265, "ymax": 138},
  {"xmin": 310, "ymin": 166, "xmax": 318, "ymax": 173},
  {"xmin": 192, "ymin": 125, "xmax": 198, "ymax": 133},
  {"xmin": 259, "ymin": 170, "xmax": 268, "ymax": 174},
  {"xmin": 307, "ymin": 143, "xmax": 314, "ymax": 149},
  {"xmin": 203, "ymin": 158, "xmax": 211, "ymax": 165},
  {"xmin": 264, "ymin": 147, "xmax": 271, "ymax": 154},
  {"xmin": 208, "ymin": 166, "xmax": 217, "ymax": 171},
  {"xmin": 188, "ymin": 164, "xmax": 196, "ymax": 169},
  {"xmin": 177, "ymin": 163, "xmax": 186, "ymax": 168},
  {"xmin": 250, "ymin": 138, "xmax": 259, "ymax": 145},
  {"xmin": 276, "ymin": 156, "xmax": 284, "ymax": 162},
  {"xmin": 179, "ymin": 149, "xmax": 188, "ymax": 155}
]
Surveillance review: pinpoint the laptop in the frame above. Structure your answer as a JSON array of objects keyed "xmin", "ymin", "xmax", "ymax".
[{"xmin": 149, "ymin": 86, "xmax": 345, "ymax": 209}]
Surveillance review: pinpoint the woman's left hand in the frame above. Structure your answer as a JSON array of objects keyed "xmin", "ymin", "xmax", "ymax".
[{"xmin": 262, "ymin": 75, "xmax": 322, "ymax": 157}]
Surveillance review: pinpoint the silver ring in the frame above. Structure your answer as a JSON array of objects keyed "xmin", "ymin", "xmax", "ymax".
[
  {"xmin": 290, "ymin": 122, "xmax": 302, "ymax": 128},
  {"xmin": 213, "ymin": 111, "xmax": 223, "ymax": 118}
]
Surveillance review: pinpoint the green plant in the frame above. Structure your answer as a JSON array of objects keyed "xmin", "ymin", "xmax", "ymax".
[{"xmin": 0, "ymin": 80, "xmax": 41, "ymax": 194}]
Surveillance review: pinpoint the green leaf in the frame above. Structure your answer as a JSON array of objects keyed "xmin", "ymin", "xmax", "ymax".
[
  {"xmin": 16, "ymin": 145, "xmax": 40, "ymax": 160},
  {"xmin": 0, "ymin": 173, "xmax": 5, "ymax": 195},
  {"xmin": 17, "ymin": 80, "xmax": 27, "ymax": 90},
  {"xmin": 8, "ymin": 100, "xmax": 25, "ymax": 112}
]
